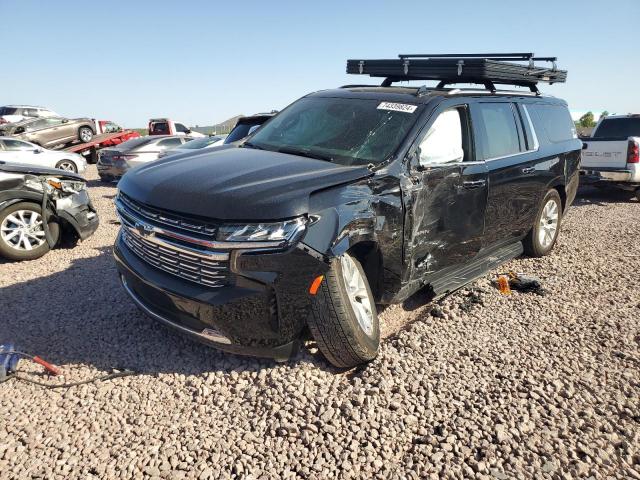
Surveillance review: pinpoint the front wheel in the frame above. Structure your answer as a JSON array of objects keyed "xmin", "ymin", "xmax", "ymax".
[
  {"xmin": 78, "ymin": 127, "xmax": 93, "ymax": 143},
  {"xmin": 55, "ymin": 159, "xmax": 77, "ymax": 173},
  {"xmin": 307, "ymin": 252, "xmax": 380, "ymax": 368},
  {"xmin": 523, "ymin": 189, "xmax": 562, "ymax": 257},
  {"xmin": 0, "ymin": 202, "xmax": 60, "ymax": 261}
]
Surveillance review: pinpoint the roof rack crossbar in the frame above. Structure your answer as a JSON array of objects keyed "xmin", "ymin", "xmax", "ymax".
[{"xmin": 399, "ymin": 53, "xmax": 535, "ymax": 61}]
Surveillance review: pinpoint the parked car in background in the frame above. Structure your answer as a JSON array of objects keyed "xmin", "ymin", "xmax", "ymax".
[
  {"xmin": 0, "ymin": 105, "xmax": 58, "ymax": 125},
  {"xmin": 157, "ymin": 135, "xmax": 226, "ymax": 159},
  {"xmin": 97, "ymin": 135, "xmax": 192, "ymax": 182},
  {"xmin": 114, "ymin": 54, "xmax": 580, "ymax": 368},
  {"xmin": 0, "ymin": 137, "xmax": 87, "ymax": 173},
  {"xmin": 148, "ymin": 118, "xmax": 204, "ymax": 138},
  {"xmin": 581, "ymin": 114, "xmax": 640, "ymax": 200},
  {"xmin": 0, "ymin": 117, "xmax": 96, "ymax": 149},
  {"xmin": 0, "ymin": 161, "xmax": 98, "ymax": 261},
  {"xmin": 223, "ymin": 112, "xmax": 276, "ymax": 145}
]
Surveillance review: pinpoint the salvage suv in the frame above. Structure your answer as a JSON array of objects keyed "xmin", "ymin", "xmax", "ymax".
[{"xmin": 114, "ymin": 54, "xmax": 581, "ymax": 367}]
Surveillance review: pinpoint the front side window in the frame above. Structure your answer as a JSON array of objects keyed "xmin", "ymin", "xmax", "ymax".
[
  {"xmin": 175, "ymin": 123, "xmax": 189, "ymax": 133},
  {"xmin": 417, "ymin": 109, "xmax": 465, "ymax": 165},
  {"xmin": 2, "ymin": 139, "xmax": 34, "ymax": 151},
  {"xmin": 475, "ymin": 103, "xmax": 521, "ymax": 160},
  {"xmin": 248, "ymin": 97, "xmax": 421, "ymax": 166}
]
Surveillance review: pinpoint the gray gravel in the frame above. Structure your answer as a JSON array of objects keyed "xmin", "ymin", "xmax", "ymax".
[{"xmin": 1, "ymin": 166, "xmax": 639, "ymax": 479}]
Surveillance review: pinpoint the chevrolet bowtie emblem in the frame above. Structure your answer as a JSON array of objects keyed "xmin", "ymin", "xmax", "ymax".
[{"xmin": 134, "ymin": 221, "xmax": 153, "ymax": 237}]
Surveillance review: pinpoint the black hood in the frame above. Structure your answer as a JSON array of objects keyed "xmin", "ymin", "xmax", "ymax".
[
  {"xmin": 118, "ymin": 147, "xmax": 371, "ymax": 221},
  {"xmin": 0, "ymin": 161, "xmax": 84, "ymax": 181}
]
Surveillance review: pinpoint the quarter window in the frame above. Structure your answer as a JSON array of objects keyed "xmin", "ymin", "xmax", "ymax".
[
  {"xmin": 157, "ymin": 138, "xmax": 183, "ymax": 149},
  {"xmin": 528, "ymin": 104, "xmax": 576, "ymax": 143},
  {"xmin": 475, "ymin": 103, "xmax": 521, "ymax": 160}
]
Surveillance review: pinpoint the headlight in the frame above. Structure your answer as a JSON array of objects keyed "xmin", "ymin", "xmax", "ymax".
[
  {"xmin": 216, "ymin": 217, "xmax": 307, "ymax": 244},
  {"xmin": 47, "ymin": 178, "xmax": 86, "ymax": 194}
]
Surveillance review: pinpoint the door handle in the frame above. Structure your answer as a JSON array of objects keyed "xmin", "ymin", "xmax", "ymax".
[
  {"xmin": 462, "ymin": 179, "xmax": 486, "ymax": 189},
  {"xmin": 522, "ymin": 167, "xmax": 535, "ymax": 174}
]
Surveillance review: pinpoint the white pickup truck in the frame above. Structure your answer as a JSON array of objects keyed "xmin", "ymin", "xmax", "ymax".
[{"xmin": 581, "ymin": 114, "xmax": 640, "ymax": 199}]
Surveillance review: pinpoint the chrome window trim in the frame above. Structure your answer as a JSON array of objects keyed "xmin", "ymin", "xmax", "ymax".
[{"xmin": 521, "ymin": 104, "xmax": 540, "ymax": 152}]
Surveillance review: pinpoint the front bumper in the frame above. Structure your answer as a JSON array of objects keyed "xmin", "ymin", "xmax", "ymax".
[
  {"xmin": 56, "ymin": 189, "xmax": 99, "ymax": 240},
  {"xmin": 114, "ymin": 232, "xmax": 328, "ymax": 360}
]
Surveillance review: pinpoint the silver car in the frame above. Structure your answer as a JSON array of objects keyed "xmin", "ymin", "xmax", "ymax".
[{"xmin": 97, "ymin": 135, "xmax": 191, "ymax": 181}]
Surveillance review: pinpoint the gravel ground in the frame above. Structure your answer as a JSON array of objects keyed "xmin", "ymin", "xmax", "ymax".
[{"xmin": 1, "ymin": 166, "xmax": 638, "ymax": 479}]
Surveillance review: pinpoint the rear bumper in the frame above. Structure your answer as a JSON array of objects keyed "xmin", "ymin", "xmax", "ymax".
[
  {"xmin": 581, "ymin": 165, "xmax": 640, "ymax": 184},
  {"xmin": 113, "ymin": 231, "xmax": 327, "ymax": 360},
  {"xmin": 97, "ymin": 162, "xmax": 128, "ymax": 180}
]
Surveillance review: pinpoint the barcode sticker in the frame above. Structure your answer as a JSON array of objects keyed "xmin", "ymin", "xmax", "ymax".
[{"xmin": 377, "ymin": 102, "xmax": 417, "ymax": 113}]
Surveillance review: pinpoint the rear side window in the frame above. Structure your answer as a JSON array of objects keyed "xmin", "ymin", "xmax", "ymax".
[
  {"xmin": 527, "ymin": 104, "xmax": 576, "ymax": 143},
  {"xmin": 593, "ymin": 118, "xmax": 640, "ymax": 139},
  {"xmin": 157, "ymin": 138, "xmax": 183, "ymax": 148},
  {"xmin": 474, "ymin": 103, "xmax": 521, "ymax": 159}
]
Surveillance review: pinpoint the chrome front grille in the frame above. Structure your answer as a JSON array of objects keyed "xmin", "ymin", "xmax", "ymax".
[
  {"xmin": 121, "ymin": 229, "xmax": 228, "ymax": 287},
  {"xmin": 119, "ymin": 193, "xmax": 217, "ymax": 237},
  {"xmin": 116, "ymin": 194, "xmax": 230, "ymax": 288}
]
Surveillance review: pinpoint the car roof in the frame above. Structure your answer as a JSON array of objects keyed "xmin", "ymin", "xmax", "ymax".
[{"xmin": 307, "ymin": 85, "xmax": 564, "ymax": 104}]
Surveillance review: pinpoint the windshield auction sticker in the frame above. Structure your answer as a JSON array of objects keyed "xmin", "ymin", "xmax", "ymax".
[{"xmin": 377, "ymin": 102, "xmax": 417, "ymax": 113}]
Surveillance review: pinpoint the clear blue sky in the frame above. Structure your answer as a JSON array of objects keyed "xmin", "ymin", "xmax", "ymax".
[{"xmin": 1, "ymin": 0, "xmax": 638, "ymax": 127}]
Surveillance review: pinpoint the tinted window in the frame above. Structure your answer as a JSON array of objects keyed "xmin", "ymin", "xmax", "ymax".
[
  {"xmin": 475, "ymin": 103, "xmax": 521, "ymax": 159},
  {"xmin": 151, "ymin": 122, "xmax": 169, "ymax": 134},
  {"xmin": 593, "ymin": 118, "xmax": 640, "ymax": 139},
  {"xmin": 0, "ymin": 107, "xmax": 18, "ymax": 115},
  {"xmin": 225, "ymin": 121, "xmax": 263, "ymax": 144},
  {"xmin": 175, "ymin": 123, "xmax": 189, "ymax": 133},
  {"xmin": 528, "ymin": 104, "xmax": 576, "ymax": 143},
  {"xmin": 248, "ymin": 97, "xmax": 420, "ymax": 165},
  {"xmin": 2, "ymin": 139, "xmax": 34, "ymax": 151},
  {"xmin": 118, "ymin": 137, "xmax": 153, "ymax": 151}
]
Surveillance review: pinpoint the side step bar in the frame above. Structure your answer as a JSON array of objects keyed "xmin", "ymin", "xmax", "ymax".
[{"xmin": 429, "ymin": 241, "xmax": 524, "ymax": 296}]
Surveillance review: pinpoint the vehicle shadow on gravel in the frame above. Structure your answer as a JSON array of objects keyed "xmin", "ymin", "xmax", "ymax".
[
  {"xmin": 573, "ymin": 185, "xmax": 638, "ymax": 207},
  {"xmin": 0, "ymin": 247, "xmax": 339, "ymax": 375}
]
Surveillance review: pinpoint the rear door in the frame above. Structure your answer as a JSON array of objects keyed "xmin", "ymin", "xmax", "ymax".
[
  {"xmin": 405, "ymin": 102, "xmax": 488, "ymax": 282},
  {"xmin": 470, "ymin": 101, "xmax": 540, "ymax": 247}
]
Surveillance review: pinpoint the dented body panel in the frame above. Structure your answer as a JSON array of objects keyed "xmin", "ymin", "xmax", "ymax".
[{"xmin": 114, "ymin": 87, "xmax": 581, "ymax": 359}]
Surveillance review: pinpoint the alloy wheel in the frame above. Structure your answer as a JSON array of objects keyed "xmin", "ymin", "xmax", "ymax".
[
  {"xmin": 80, "ymin": 129, "xmax": 92, "ymax": 142},
  {"xmin": 1, "ymin": 210, "xmax": 46, "ymax": 251},
  {"xmin": 538, "ymin": 198, "xmax": 559, "ymax": 249},
  {"xmin": 340, "ymin": 254, "xmax": 374, "ymax": 336},
  {"xmin": 57, "ymin": 161, "xmax": 76, "ymax": 172}
]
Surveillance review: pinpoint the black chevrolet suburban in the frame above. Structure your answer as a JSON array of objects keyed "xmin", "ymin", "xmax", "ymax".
[{"xmin": 114, "ymin": 54, "xmax": 581, "ymax": 367}]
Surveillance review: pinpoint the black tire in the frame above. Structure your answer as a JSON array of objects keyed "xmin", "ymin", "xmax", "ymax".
[
  {"xmin": 523, "ymin": 189, "xmax": 563, "ymax": 257},
  {"xmin": 55, "ymin": 159, "xmax": 77, "ymax": 173},
  {"xmin": 0, "ymin": 202, "xmax": 60, "ymax": 261},
  {"xmin": 78, "ymin": 127, "xmax": 93, "ymax": 143},
  {"xmin": 635, "ymin": 189, "xmax": 640, "ymax": 202},
  {"xmin": 307, "ymin": 253, "xmax": 380, "ymax": 368}
]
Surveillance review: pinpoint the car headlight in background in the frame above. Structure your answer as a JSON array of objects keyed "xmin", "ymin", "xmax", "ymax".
[{"xmin": 216, "ymin": 217, "xmax": 307, "ymax": 245}]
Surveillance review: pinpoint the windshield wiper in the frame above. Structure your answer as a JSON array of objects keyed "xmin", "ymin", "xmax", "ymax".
[
  {"xmin": 241, "ymin": 141, "xmax": 265, "ymax": 150},
  {"xmin": 277, "ymin": 146, "xmax": 334, "ymax": 162}
]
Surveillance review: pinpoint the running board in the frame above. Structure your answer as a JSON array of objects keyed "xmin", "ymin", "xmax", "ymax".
[{"xmin": 429, "ymin": 241, "xmax": 523, "ymax": 296}]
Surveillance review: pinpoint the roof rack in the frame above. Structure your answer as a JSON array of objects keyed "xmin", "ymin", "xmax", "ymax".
[{"xmin": 346, "ymin": 53, "xmax": 566, "ymax": 94}]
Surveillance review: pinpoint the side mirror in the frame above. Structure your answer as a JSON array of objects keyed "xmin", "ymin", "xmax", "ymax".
[
  {"xmin": 14, "ymin": 127, "xmax": 25, "ymax": 134},
  {"xmin": 582, "ymin": 142, "xmax": 588, "ymax": 150},
  {"xmin": 185, "ymin": 129, "xmax": 191, "ymax": 134},
  {"xmin": 61, "ymin": 119, "xmax": 69, "ymax": 123},
  {"xmin": 33, "ymin": 148, "xmax": 42, "ymax": 154}
]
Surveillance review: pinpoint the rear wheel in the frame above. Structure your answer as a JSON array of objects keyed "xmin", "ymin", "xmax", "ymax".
[
  {"xmin": 307, "ymin": 252, "xmax": 380, "ymax": 368},
  {"xmin": 78, "ymin": 127, "xmax": 93, "ymax": 143},
  {"xmin": 55, "ymin": 159, "xmax": 77, "ymax": 173},
  {"xmin": 523, "ymin": 189, "xmax": 562, "ymax": 257},
  {"xmin": 0, "ymin": 202, "xmax": 60, "ymax": 261},
  {"xmin": 635, "ymin": 188, "xmax": 640, "ymax": 202}
]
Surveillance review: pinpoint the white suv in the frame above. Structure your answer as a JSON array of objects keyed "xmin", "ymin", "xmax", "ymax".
[{"xmin": 0, "ymin": 105, "xmax": 59, "ymax": 125}]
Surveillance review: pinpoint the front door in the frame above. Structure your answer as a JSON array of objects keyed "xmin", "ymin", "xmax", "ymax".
[{"xmin": 404, "ymin": 104, "xmax": 488, "ymax": 283}]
